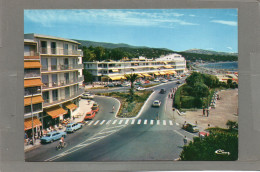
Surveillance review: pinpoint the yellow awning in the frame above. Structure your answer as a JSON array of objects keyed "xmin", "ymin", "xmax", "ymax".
[
  {"xmin": 142, "ymin": 73, "xmax": 151, "ymax": 77},
  {"xmin": 154, "ymin": 72, "xmax": 160, "ymax": 75},
  {"xmin": 24, "ymin": 117, "xmax": 42, "ymax": 131},
  {"xmin": 109, "ymin": 75, "xmax": 126, "ymax": 80},
  {"xmin": 24, "ymin": 79, "xmax": 43, "ymax": 88},
  {"xmin": 163, "ymin": 62, "xmax": 168, "ymax": 64},
  {"xmin": 24, "ymin": 61, "xmax": 42, "ymax": 69},
  {"xmin": 137, "ymin": 74, "xmax": 143, "ymax": 77},
  {"xmin": 64, "ymin": 102, "xmax": 78, "ymax": 110},
  {"xmin": 45, "ymin": 106, "xmax": 67, "ymax": 119},
  {"xmin": 164, "ymin": 66, "xmax": 172, "ymax": 69},
  {"xmin": 159, "ymin": 71, "xmax": 166, "ymax": 75},
  {"xmin": 153, "ymin": 67, "xmax": 158, "ymax": 69},
  {"xmin": 112, "ymin": 69, "xmax": 119, "ymax": 72},
  {"xmin": 24, "ymin": 95, "xmax": 44, "ymax": 106}
]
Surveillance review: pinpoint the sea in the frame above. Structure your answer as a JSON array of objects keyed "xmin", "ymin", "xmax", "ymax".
[{"xmin": 199, "ymin": 61, "xmax": 238, "ymax": 71}]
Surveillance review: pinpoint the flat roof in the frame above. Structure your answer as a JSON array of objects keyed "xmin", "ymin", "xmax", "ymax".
[{"xmin": 24, "ymin": 33, "xmax": 81, "ymax": 44}]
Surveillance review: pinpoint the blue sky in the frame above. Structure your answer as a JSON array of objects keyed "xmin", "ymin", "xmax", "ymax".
[{"xmin": 24, "ymin": 9, "xmax": 237, "ymax": 53}]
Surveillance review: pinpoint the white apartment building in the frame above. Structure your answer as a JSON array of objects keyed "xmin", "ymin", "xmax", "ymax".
[
  {"xmin": 24, "ymin": 33, "xmax": 83, "ymax": 132},
  {"xmin": 84, "ymin": 53, "xmax": 186, "ymax": 82}
]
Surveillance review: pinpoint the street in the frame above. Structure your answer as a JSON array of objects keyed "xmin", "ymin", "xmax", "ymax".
[{"xmin": 25, "ymin": 79, "xmax": 196, "ymax": 162}]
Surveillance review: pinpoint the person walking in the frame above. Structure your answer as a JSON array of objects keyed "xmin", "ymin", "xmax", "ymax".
[
  {"xmin": 203, "ymin": 107, "xmax": 205, "ymax": 116},
  {"xmin": 183, "ymin": 136, "xmax": 188, "ymax": 146},
  {"xmin": 112, "ymin": 105, "xmax": 115, "ymax": 113},
  {"xmin": 207, "ymin": 109, "xmax": 209, "ymax": 117}
]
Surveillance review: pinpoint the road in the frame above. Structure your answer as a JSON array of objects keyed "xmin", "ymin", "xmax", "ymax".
[{"xmin": 25, "ymin": 78, "xmax": 197, "ymax": 161}]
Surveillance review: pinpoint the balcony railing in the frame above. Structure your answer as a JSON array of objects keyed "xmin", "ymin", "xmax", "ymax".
[
  {"xmin": 24, "ymin": 52, "xmax": 40, "ymax": 57},
  {"xmin": 39, "ymin": 48, "xmax": 83, "ymax": 56},
  {"xmin": 78, "ymin": 76, "xmax": 84, "ymax": 82},
  {"xmin": 42, "ymin": 64, "xmax": 83, "ymax": 72},
  {"xmin": 42, "ymin": 79, "xmax": 80, "ymax": 89},
  {"xmin": 24, "ymin": 72, "xmax": 41, "ymax": 78},
  {"xmin": 43, "ymin": 89, "xmax": 84, "ymax": 107},
  {"xmin": 24, "ymin": 89, "xmax": 42, "ymax": 97}
]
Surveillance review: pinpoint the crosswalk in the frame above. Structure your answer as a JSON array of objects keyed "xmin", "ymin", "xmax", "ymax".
[{"xmin": 83, "ymin": 119, "xmax": 175, "ymax": 127}]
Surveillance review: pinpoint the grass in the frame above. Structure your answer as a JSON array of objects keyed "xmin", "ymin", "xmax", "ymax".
[{"xmin": 98, "ymin": 90, "xmax": 152, "ymax": 118}]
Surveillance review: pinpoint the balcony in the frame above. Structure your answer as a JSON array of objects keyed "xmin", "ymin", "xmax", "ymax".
[
  {"xmin": 42, "ymin": 79, "xmax": 81, "ymax": 90},
  {"xmin": 78, "ymin": 76, "xmax": 84, "ymax": 82},
  {"xmin": 24, "ymin": 87, "xmax": 41, "ymax": 97},
  {"xmin": 41, "ymin": 64, "xmax": 83, "ymax": 73},
  {"xmin": 43, "ymin": 88, "xmax": 84, "ymax": 107},
  {"xmin": 24, "ymin": 53, "xmax": 40, "ymax": 60},
  {"xmin": 39, "ymin": 48, "xmax": 83, "ymax": 56},
  {"xmin": 24, "ymin": 72, "xmax": 41, "ymax": 79}
]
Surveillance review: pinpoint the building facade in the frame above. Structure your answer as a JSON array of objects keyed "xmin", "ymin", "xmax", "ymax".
[
  {"xmin": 24, "ymin": 34, "xmax": 83, "ymax": 135},
  {"xmin": 84, "ymin": 53, "xmax": 186, "ymax": 82}
]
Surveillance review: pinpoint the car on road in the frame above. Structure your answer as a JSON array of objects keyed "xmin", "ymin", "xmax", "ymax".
[
  {"xmin": 168, "ymin": 78, "xmax": 174, "ymax": 81},
  {"xmin": 160, "ymin": 88, "xmax": 166, "ymax": 94},
  {"xmin": 152, "ymin": 100, "xmax": 161, "ymax": 107},
  {"xmin": 136, "ymin": 86, "xmax": 145, "ymax": 91},
  {"xmin": 104, "ymin": 83, "xmax": 115, "ymax": 87},
  {"xmin": 134, "ymin": 82, "xmax": 142, "ymax": 85},
  {"xmin": 114, "ymin": 83, "xmax": 123, "ymax": 87},
  {"xmin": 65, "ymin": 122, "xmax": 83, "ymax": 133},
  {"xmin": 81, "ymin": 93, "xmax": 94, "ymax": 99},
  {"xmin": 154, "ymin": 79, "xmax": 160, "ymax": 82},
  {"xmin": 161, "ymin": 79, "xmax": 168, "ymax": 83},
  {"xmin": 40, "ymin": 131, "xmax": 67, "ymax": 143},
  {"xmin": 176, "ymin": 81, "xmax": 181, "ymax": 84},
  {"xmin": 122, "ymin": 82, "xmax": 130, "ymax": 87},
  {"xmin": 182, "ymin": 123, "xmax": 199, "ymax": 133},
  {"xmin": 85, "ymin": 110, "xmax": 96, "ymax": 120},
  {"xmin": 91, "ymin": 103, "xmax": 99, "ymax": 113}
]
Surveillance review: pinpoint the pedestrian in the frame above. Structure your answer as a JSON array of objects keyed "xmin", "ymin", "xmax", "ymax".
[
  {"xmin": 195, "ymin": 121, "xmax": 198, "ymax": 125},
  {"xmin": 73, "ymin": 116, "xmax": 75, "ymax": 121},
  {"xmin": 112, "ymin": 105, "xmax": 115, "ymax": 113},
  {"xmin": 183, "ymin": 136, "xmax": 188, "ymax": 146},
  {"xmin": 168, "ymin": 94, "xmax": 170, "ymax": 98},
  {"xmin": 207, "ymin": 109, "xmax": 209, "ymax": 117},
  {"xmin": 203, "ymin": 107, "xmax": 205, "ymax": 116}
]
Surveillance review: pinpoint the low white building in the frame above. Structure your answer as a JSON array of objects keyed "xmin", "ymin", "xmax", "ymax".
[{"xmin": 84, "ymin": 53, "xmax": 186, "ymax": 82}]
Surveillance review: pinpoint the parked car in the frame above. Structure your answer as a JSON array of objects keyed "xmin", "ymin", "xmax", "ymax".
[
  {"xmin": 144, "ymin": 80, "xmax": 150, "ymax": 84},
  {"xmin": 152, "ymin": 100, "xmax": 161, "ymax": 107},
  {"xmin": 182, "ymin": 123, "xmax": 199, "ymax": 133},
  {"xmin": 136, "ymin": 87, "xmax": 145, "ymax": 91},
  {"xmin": 65, "ymin": 122, "xmax": 82, "ymax": 133},
  {"xmin": 40, "ymin": 131, "xmax": 67, "ymax": 143},
  {"xmin": 154, "ymin": 79, "xmax": 160, "ymax": 82},
  {"xmin": 198, "ymin": 131, "xmax": 210, "ymax": 139},
  {"xmin": 85, "ymin": 110, "xmax": 96, "ymax": 120},
  {"xmin": 122, "ymin": 82, "xmax": 131, "ymax": 87},
  {"xmin": 176, "ymin": 81, "xmax": 181, "ymax": 84},
  {"xmin": 114, "ymin": 83, "xmax": 123, "ymax": 87},
  {"xmin": 168, "ymin": 78, "xmax": 174, "ymax": 81},
  {"xmin": 161, "ymin": 79, "xmax": 168, "ymax": 83},
  {"xmin": 134, "ymin": 82, "xmax": 142, "ymax": 85},
  {"xmin": 160, "ymin": 88, "xmax": 166, "ymax": 94},
  {"xmin": 91, "ymin": 103, "xmax": 99, "ymax": 113},
  {"xmin": 81, "ymin": 93, "xmax": 94, "ymax": 99}
]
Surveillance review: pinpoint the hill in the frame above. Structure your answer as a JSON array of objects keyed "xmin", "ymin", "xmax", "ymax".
[{"xmin": 183, "ymin": 49, "xmax": 238, "ymax": 56}]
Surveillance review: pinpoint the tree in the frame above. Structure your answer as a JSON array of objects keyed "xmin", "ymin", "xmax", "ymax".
[
  {"xmin": 185, "ymin": 72, "xmax": 204, "ymax": 87},
  {"xmin": 226, "ymin": 120, "xmax": 238, "ymax": 130},
  {"xmin": 203, "ymin": 74, "xmax": 219, "ymax": 88},
  {"xmin": 180, "ymin": 131, "xmax": 238, "ymax": 161},
  {"xmin": 124, "ymin": 73, "xmax": 139, "ymax": 101},
  {"xmin": 83, "ymin": 69, "xmax": 94, "ymax": 83},
  {"xmin": 192, "ymin": 83, "xmax": 209, "ymax": 98}
]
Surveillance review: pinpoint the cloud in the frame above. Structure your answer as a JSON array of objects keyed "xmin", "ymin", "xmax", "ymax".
[
  {"xmin": 189, "ymin": 14, "xmax": 196, "ymax": 17},
  {"xmin": 211, "ymin": 20, "xmax": 237, "ymax": 26},
  {"xmin": 226, "ymin": 47, "xmax": 234, "ymax": 53},
  {"xmin": 24, "ymin": 9, "xmax": 198, "ymax": 28}
]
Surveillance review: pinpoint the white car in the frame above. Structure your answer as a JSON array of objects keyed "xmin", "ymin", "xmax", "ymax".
[
  {"xmin": 152, "ymin": 100, "xmax": 161, "ymax": 107},
  {"xmin": 122, "ymin": 82, "xmax": 131, "ymax": 87},
  {"xmin": 161, "ymin": 79, "xmax": 168, "ymax": 83},
  {"xmin": 154, "ymin": 79, "xmax": 160, "ymax": 82},
  {"xmin": 136, "ymin": 87, "xmax": 145, "ymax": 91},
  {"xmin": 81, "ymin": 93, "xmax": 94, "ymax": 99}
]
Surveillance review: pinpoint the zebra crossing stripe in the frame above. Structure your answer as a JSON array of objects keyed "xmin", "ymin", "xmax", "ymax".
[
  {"xmin": 100, "ymin": 120, "xmax": 105, "ymax": 125},
  {"xmin": 118, "ymin": 120, "xmax": 123, "ymax": 125},
  {"xmin": 163, "ymin": 120, "xmax": 166, "ymax": 125},
  {"xmin": 125, "ymin": 119, "xmax": 129, "ymax": 125},
  {"xmin": 169, "ymin": 120, "xmax": 173, "ymax": 125},
  {"xmin": 150, "ymin": 120, "xmax": 154, "ymax": 125},
  {"xmin": 137, "ymin": 119, "xmax": 142, "ymax": 124},
  {"xmin": 94, "ymin": 120, "xmax": 100, "ymax": 125},
  {"xmin": 84, "ymin": 121, "xmax": 89, "ymax": 125},
  {"xmin": 131, "ymin": 119, "xmax": 135, "ymax": 124},
  {"xmin": 88, "ymin": 121, "xmax": 94, "ymax": 126},
  {"xmin": 157, "ymin": 120, "xmax": 160, "ymax": 125},
  {"xmin": 112, "ymin": 120, "xmax": 117, "ymax": 125},
  {"xmin": 106, "ymin": 120, "xmax": 112, "ymax": 125},
  {"xmin": 144, "ymin": 119, "xmax": 147, "ymax": 125}
]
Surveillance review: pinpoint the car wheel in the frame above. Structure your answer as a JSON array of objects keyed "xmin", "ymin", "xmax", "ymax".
[{"xmin": 50, "ymin": 139, "xmax": 53, "ymax": 143}]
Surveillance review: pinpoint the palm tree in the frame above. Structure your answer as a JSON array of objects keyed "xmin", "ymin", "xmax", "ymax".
[{"xmin": 124, "ymin": 73, "xmax": 139, "ymax": 101}]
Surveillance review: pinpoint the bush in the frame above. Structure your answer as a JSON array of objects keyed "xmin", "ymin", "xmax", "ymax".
[{"xmin": 174, "ymin": 86, "xmax": 182, "ymax": 109}]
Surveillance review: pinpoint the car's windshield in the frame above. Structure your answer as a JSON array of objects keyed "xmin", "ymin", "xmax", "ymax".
[
  {"xmin": 46, "ymin": 134, "xmax": 51, "ymax": 137},
  {"xmin": 67, "ymin": 125, "xmax": 71, "ymax": 128}
]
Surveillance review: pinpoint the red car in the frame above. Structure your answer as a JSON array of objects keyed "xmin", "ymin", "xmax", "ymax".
[
  {"xmin": 91, "ymin": 103, "xmax": 99, "ymax": 113},
  {"xmin": 85, "ymin": 110, "xmax": 96, "ymax": 120}
]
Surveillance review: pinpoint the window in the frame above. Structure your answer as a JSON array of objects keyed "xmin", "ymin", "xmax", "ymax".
[
  {"xmin": 63, "ymin": 43, "xmax": 68, "ymax": 55},
  {"xmin": 40, "ymin": 41, "xmax": 47, "ymax": 54},
  {"xmin": 98, "ymin": 64, "xmax": 102, "ymax": 67},
  {"xmin": 52, "ymin": 90, "xmax": 58, "ymax": 101},
  {"xmin": 42, "ymin": 75, "xmax": 49, "ymax": 86},
  {"xmin": 51, "ymin": 58, "xmax": 57, "ymax": 70},
  {"xmin": 52, "ymin": 74, "xmax": 58, "ymax": 86},
  {"xmin": 41, "ymin": 58, "xmax": 48, "ymax": 71},
  {"xmin": 63, "ymin": 58, "xmax": 69, "ymax": 69},
  {"xmin": 43, "ymin": 91, "xmax": 49, "ymax": 102},
  {"xmin": 64, "ymin": 73, "xmax": 69, "ymax": 84},
  {"xmin": 51, "ymin": 42, "xmax": 56, "ymax": 54},
  {"xmin": 65, "ymin": 87, "xmax": 70, "ymax": 98}
]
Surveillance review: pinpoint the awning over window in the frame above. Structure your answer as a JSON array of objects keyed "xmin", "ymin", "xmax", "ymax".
[
  {"xmin": 45, "ymin": 106, "xmax": 67, "ymax": 119},
  {"xmin": 137, "ymin": 74, "xmax": 143, "ymax": 77},
  {"xmin": 159, "ymin": 71, "xmax": 166, "ymax": 75},
  {"xmin": 163, "ymin": 62, "xmax": 168, "ymax": 64},
  {"xmin": 24, "ymin": 95, "xmax": 44, "ymax": 106},
  {"xmin": 63, "ymin": 102, "xmax": 78, "ymax": 110},
  {"xmin": 24, "ymin": 79, "xmax": 43, "ymax": 88},
  {"xmin": 24, "ymin": 61, "xmax": 41, "ymax": 69},
  {"xmin": 154, "ymin": 72, "xmax": 160, "ymax": 75},
  {"xmin": 142, "ymin": 73, "xmax": 152, "ymax": 77},
  {"xmin": 109, "ymin": 75, "xmax": 126, "ymax": 80},
  {"xmin": 164, "ymin": 66, "xmax": 172, "ymax": 69},
  {"xmin": 24, "ymin": 117, "xmax": 42, "ymax": 131},
  {"xmin": 112, "ymin": 69, "xmax": 119, "ymax": 72}
]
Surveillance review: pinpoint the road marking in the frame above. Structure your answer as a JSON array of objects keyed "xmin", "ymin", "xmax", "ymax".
[
  {"xmin": 157, "ymin": 120, "xmax": 160, "ymax": 125},
  {"xmin": 84, "ymin": 121, "xmax": 89, "ymax": 125},
  {"xmin": 169, "ymin": 120, "xmax": 173, "ymax": 125},
  {"xmin": 137, "ymin": 119, "xmax": 142, "ymax": 124},
  {"xmin": 163, "ymin": 120, "xmax": 166, "ymax": 125},
  {"xmin": 93, "ymin": 120, "xmax": 100, "ymax": 125},
  {"xmin": 104, "ymin": 125, "xmax": 126, "ymax": 131},
  {"xmin": 125, "ymin": 119, "xmax": 129, "ymax": 125},
  {"xmin": 112, "ymin": 120, "xmax": 117, "ymax": 125},
  {"xmin": 100, "ymin": 120, "xmax": 105, "ymax": 125},
  {"xmin": 106, "ymin": 120, "xmax": 112, "ymax": 125},
  {"xmin": 131, "ymin": 119, "xmax": 135, "ymax": 124},
  {"xmin": 118, "ymin": 119, "xmax": 123, "ymax": 125},
  {"xmin": 97, "ymin": 129, "xmax": 119, "ymax": 136},
  {"xmin": 173, "ymin": 129, "xmax": 185, "ymax": 137},
  {"xmin": 88, "ymin": 121, "xmax": 94, "ymax": 126},
  {"xmin": 150, "ymin": 120, "xmax": 154, "ymax": 125},
  {"xmin": 144, "ymin": 119, "xmax": 147, "ymax": 125}
]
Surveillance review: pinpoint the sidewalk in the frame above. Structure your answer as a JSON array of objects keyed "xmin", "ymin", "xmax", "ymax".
[{"xmin": 24, "ymin": 99, "xmax": 95, "ymax": 152}]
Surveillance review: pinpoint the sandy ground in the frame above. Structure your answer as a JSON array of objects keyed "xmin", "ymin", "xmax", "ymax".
[{"xmin": 176, "ymin": 89, "xmax": 238, "ymax": 130}]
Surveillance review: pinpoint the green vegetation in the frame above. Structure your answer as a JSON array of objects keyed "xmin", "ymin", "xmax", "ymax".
[
  {"xmin": 97, "ymin": 90, "xmax": 152, "ymax": 118},
  {"xmin": 180, "ymin": 125, "xmax": 238, "ymax": 161},
  {"xmin": 124, "ymin": 73, "xmax": 139, "ymax": 101},
  {"xmin": 83, "ymin": 69, "xmax": 94, "ymax": 83},
  {"xmin": 178, "ymin": 52, "xmax": 238, "ymax": 62}
]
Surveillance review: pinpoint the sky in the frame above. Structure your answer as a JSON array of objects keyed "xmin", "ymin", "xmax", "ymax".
[{"xmin": 24, "ymin": 9, "xmax": 237, "ymax": 53}]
